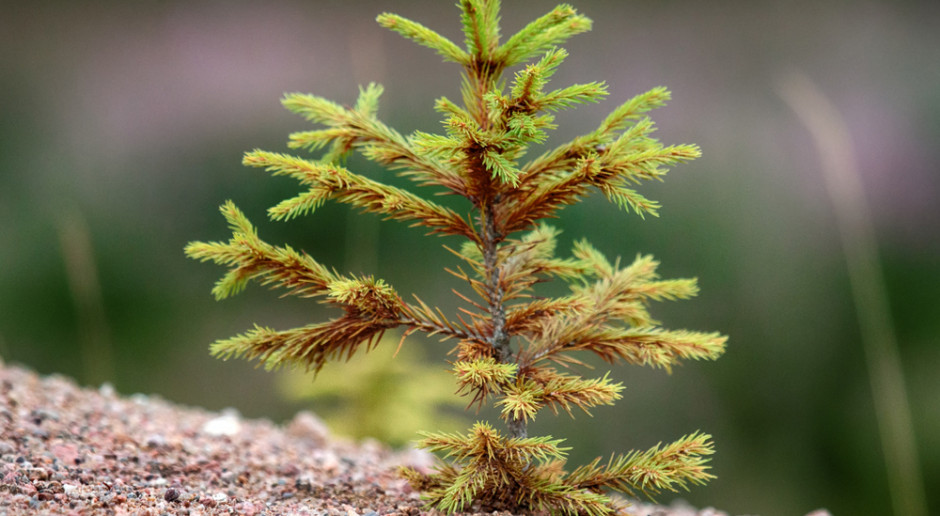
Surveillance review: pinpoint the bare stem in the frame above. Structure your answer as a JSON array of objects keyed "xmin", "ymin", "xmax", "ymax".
[
  {"xmin": 482, "ymin": 205, "xmax": 509, "ymax": 357},
  {"xmin": 480, "ymin": 201, "xmax": 527, "ymax": 439}
]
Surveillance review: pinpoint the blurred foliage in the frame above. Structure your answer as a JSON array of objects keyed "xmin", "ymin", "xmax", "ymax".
[{"xmin": 277, "ymin": 332, "xmax": 467, "ymax": 447}]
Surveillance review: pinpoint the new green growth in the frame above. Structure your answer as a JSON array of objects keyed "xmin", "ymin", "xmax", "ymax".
[{"xmin": 186, "ymin": 1, "xmax": 727, "ymax": 514}]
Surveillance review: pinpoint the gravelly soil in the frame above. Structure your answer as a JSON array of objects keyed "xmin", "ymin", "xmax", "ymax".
[{"xmin": 0, "ymin": 359, "xmax": 828, "ymax": 516}]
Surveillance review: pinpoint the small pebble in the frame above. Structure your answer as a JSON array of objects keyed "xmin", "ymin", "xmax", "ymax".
[
  {"xmin": 30, "ymin": 408, "xmax": 60, "ymax": 424},
  {"xmin": 202, "ymin": 410, "xmax": 242, "ymax": 437},
  {"xmin": 316, "ymin": 450, "xmax": 340, "ymax": 472},
  {"xmin": 144, "ymin": 433, "xmax": 167, "ymax": 449},
  {"xmin": 286, "ymin": 411, "xmax": 330, "ymax": 443},
  {"xmin": 98, "ymin": 383, "xmax": 115, "ymax": 397},
  {"xmin": 26, "ymin": 467, "xmax": 50, "ymax": 480}
]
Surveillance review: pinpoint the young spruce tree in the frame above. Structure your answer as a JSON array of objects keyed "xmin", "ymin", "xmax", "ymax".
[{"xmin": 186, "ymin": 2, "xmax": 727, "ymax": 514}]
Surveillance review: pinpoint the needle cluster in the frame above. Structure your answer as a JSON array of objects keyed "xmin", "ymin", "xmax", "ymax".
[{"xmin": 186, "ymin": 1, "xmax": 727, "ymax": 514}]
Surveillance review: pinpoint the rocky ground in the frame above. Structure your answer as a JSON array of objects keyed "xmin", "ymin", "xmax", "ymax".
[{"xmin": 0, "ymin": 359, "xmax": 829, "ymax": 515}]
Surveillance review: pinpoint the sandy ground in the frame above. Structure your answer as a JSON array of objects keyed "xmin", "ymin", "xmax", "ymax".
[{"xmin": 0, "ymin": 359, "xmax": 829, "ymax": 515}]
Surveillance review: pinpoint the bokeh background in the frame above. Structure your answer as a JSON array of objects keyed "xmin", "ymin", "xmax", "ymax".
[{"xmin": 2, "ymin": 1, "xmax": 938, "ymax": 514}]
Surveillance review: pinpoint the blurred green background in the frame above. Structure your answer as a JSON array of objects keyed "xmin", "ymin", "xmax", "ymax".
[{"xmin": 2, "ymin": 1, "xmax": 938, "ymax": 514}]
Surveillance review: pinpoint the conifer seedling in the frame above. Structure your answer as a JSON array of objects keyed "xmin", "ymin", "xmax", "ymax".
[{"xmin": 186, "ymin": 1, "xmax": 728, "ymax": 514}]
